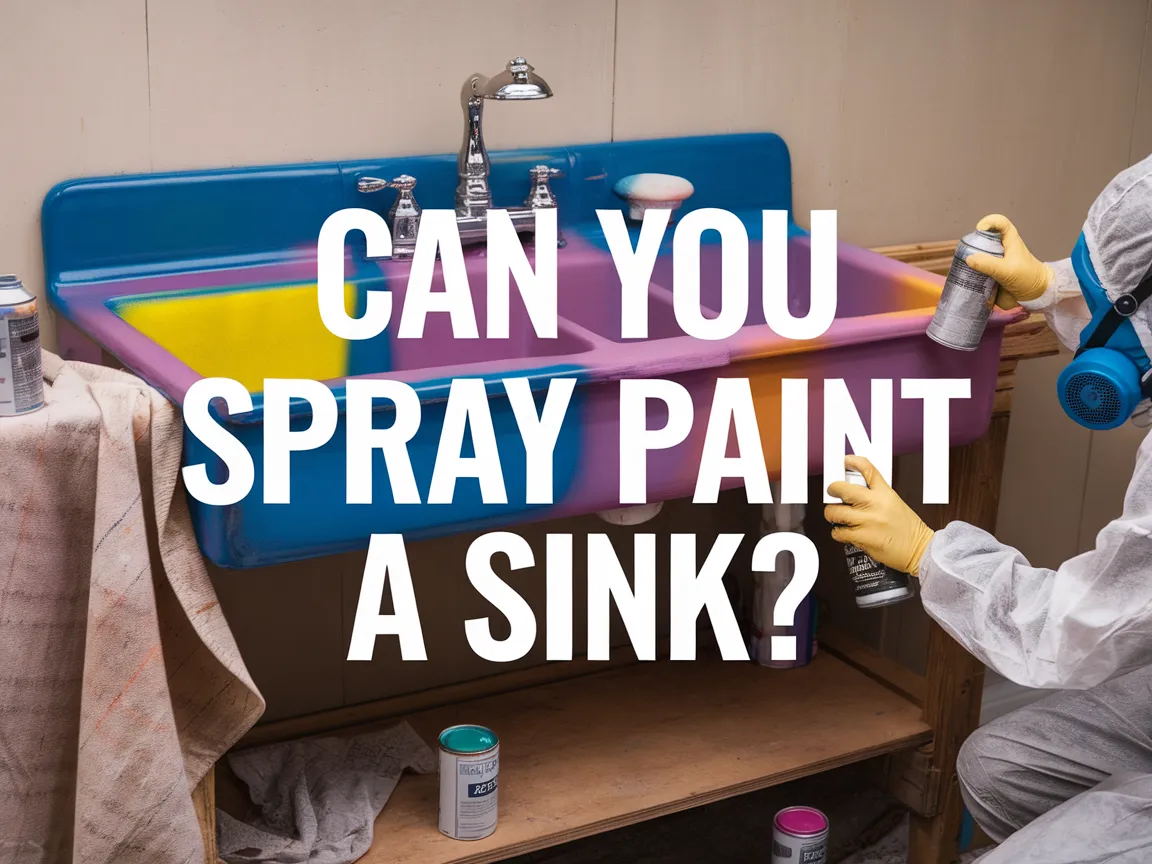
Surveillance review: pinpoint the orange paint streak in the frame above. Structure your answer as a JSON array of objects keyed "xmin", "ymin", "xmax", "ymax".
[
  {"xmin": 12, "ymin": 435, "xmax": 48, "ymax": 558},
  {"xmin": 92, "ymin": 643, "xmax": 161, "ymax": 732}
]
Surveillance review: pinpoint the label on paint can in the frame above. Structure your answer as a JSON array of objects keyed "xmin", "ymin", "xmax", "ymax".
[
  {"xmin": 0, "ymin": 276, "xmax": 44, "ymax": 417},
  {"xmin": 840, "ymin": 470, "xmax": 913, "ymax": 608},
  {"xmin": 926, "ymin": 229, "xmax": 1005, "ymax": 352},
  {"xmin": 438, "ymin": 725, "xmax": 499, "ymax": 841},
  {"xmin": 772, "ymin": 806, "xmax": 829, "ymax": 864}
]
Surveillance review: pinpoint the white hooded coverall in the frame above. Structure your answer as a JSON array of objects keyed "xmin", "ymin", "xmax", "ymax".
[{"xmin": 919, "ymin": 155, "xmax": 1152, "ymax": 863}]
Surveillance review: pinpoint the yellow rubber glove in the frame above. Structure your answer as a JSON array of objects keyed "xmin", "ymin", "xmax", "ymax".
[
  {"xmin": 824, "ymin": 456, "xmax": 935, "ymax": 577},
  {"xmin": 965, "ymin": 214, "xmax": 1055, "ymax": 310}
]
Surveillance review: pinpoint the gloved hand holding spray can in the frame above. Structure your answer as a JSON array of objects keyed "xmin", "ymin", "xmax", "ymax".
[
  {"xmin": 835, "ymin": 469, "xmax": 914, "ymax": 608},
  {"xmin": 825, "ymin": 457, "xmax": 935, "ymax": 607},
  {"xmin": 926, "ymin": 228, "xmax": 1006, "ymax": 351},
  {"xmin": 926, "ymin": 214, "xmax": 1056, "ymax": 351}
]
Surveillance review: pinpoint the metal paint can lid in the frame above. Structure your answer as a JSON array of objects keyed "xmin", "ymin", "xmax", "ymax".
[
  {"xmin": 0, "ymin": 275, "xmax": 22, "ymax": 288},
  {"xmin": 774, "ymin": 805, "xmax": 829, "ymax": 837},
  {"xmin": 439, "ymin": 725, "xmax": 499, "ymax": 755}
]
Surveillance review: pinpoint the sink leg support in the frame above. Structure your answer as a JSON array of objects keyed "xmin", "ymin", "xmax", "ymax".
[
  {"xmin": 192, "ymin": 764, "xmax": 220, "ymax": 864},
  {"xmin": 907, "ymin": 411, "xmax": 1007, "ymax": 863}
]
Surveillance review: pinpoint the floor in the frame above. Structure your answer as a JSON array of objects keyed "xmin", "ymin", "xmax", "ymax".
[
  {"xmin": 839, "ymin": 817, "xmax": 991, "ymax": 864},
  {"xmin": 507, "ymin": 762, "xmax": 992, "ymax": 864}
]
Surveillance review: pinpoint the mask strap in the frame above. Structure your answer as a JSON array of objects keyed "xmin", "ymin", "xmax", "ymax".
[{"xmin": 1074, "ymin": 261, "xmax": 1152, "ymax": 359}]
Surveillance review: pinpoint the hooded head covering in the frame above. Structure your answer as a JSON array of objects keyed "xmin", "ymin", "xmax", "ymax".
[
  {"xmin": 1028, "ymin": 153, "xmax": 1152, "ymax": 425},
  {"xmin": 1083, "ymin": 154, "xmax": 1152, "ymax": 351}
]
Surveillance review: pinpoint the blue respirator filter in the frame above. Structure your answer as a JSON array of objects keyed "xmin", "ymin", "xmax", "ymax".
[
  {"xmin": 1055, "ymin": 233, "xmax": 1152, "ymax": 430},
  {"xmin": 1058, "ymin": 347, "xmax": 1143, "ymax": 430}
]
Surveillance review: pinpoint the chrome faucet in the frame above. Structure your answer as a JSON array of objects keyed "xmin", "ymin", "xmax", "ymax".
[
  {"xmin": 457, "ymin": 58, "xmax": 551, "ymax": 222},
  {"xmin": 356, "ymin": 175, "xmax": 421, "ymax": 259},
  {"xmin": 357, "ymin": 57, "xmax": 563, "ymax": 258}
]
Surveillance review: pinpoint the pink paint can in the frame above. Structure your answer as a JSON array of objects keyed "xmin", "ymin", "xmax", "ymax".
[{"xmin": 772, "ymin": 806, "xmax": 829, "ymax": 864}]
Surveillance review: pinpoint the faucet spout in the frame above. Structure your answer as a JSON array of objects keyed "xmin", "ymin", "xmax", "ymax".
[
  {"xmin": 457, "ymin": 76, "xmax": 493, "ymax": 218},
  {"xmin": 455, "ymin": 58, "xmax": 553, "ymax": 229}
]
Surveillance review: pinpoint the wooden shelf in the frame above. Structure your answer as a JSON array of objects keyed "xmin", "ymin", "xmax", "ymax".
[{"xmin": 360, "ymin": 654, "xmax": 931, "ymax": 864}]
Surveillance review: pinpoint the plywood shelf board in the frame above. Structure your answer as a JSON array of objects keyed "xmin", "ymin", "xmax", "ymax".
[
  {"xmin": 239, "ymin": 647, "xmax": 663, "ymax": 750},
  {"xmin": 819, "ymin": 625, "xmax": 927, "ymax": 707},
  {"xmin": 353, "ymin": 655, "xmax": 930, "ymax": 864}
]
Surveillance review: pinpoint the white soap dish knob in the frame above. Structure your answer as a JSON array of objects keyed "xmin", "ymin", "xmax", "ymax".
[
  {"xmin": 613, "ymin": 173, "xmax": 694, "ymax": 221},
  {"xmin": 597, "ymin": 502, "xmax": 664, "ymax": 526}
]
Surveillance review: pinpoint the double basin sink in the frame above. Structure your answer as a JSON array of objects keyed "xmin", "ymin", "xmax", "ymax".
[{"xmin": 43, "ymin": 134, "xmax": 1015, "ymax": 567}]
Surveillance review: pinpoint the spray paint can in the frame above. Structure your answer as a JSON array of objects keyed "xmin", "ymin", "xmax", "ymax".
[
  {"xmin": 772, "ymin": 806, "xmax": 829, "ymax": 864},
  {"xmin": 0, "ymin": 275, "xmax": 44, "ymax": 417},
  {"xmin": 841, "ymin": 470, "xmax": 913, "ymax": 608},
  {"xmin": 750, "ymin": 502, "xmax": 817, "ymax": 669},
  {"xmin": 438, "ymin": 725, "xmax": 499, "ymax": 841},
  {"xmin": 926, "ymin": 229, "xmax": 1005, "ymax": 351}
]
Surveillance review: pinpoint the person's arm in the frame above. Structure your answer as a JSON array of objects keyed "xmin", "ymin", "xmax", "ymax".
[
  {"xmin": 919, "ymin": 507, "xmax": 1152, "ymax": 689},
  {"xmin": 1016, "ymin": 256, "xmax": 1093, "ymax": 351},
  {"xmin": 826, "ymin": 441, "xmax": 1152, "ymax": 690}
]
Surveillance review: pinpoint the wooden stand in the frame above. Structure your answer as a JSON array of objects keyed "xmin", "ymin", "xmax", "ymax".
[
  {"xmin": 191, "ymin": 240, "xmax": 1060, "ymax": 864},
  {"xmin": 879, "ymin": 241, "xmax": 1060, "ymax": 863}
]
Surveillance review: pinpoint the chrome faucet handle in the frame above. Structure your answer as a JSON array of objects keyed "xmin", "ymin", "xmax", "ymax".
[
  {"xmin": 384, "ymin": 175, "xmax": 420, "ymax": 221},
  {"xmin": 525, "ymin": 165, "xmax": 563, "ymax": 210},
  {"xmin": 357, "ymin": 176, "xmax": 390, "ymax": 194},
  {"xmin": 385, "ymin": 174, "xmax": 417, "ymax": 193},
  {"xmin": 357, "ymin": 175, "xmax": 420, "ymax": 260},
  {"xmin": 528, "ymin": 164, "xmax": 563, "ymax": 182},
  {"xmin": 524, "ymin": 165, "xmax": 566, "ymax": 249}
]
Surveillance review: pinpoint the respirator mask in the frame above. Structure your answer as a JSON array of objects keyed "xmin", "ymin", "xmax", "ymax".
[{"xmin": 1057, "ymin": 233, "xmax": 1152, "ymax": 430}]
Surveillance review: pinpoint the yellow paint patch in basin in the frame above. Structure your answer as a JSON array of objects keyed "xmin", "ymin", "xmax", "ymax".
[{"xmin": 113, "ymin": 281, "xmax": 356, "ymax": 393}]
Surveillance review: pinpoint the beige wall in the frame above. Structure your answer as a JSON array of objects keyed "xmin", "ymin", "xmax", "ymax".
[{"xmin": 4, "ymin": 0, "xmax": 1151, "ymax": 719}]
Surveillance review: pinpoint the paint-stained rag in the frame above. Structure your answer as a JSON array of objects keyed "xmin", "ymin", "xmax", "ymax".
[{"xmin": 0, "ymin": 351, "xmax": 264, "ymax": 863}]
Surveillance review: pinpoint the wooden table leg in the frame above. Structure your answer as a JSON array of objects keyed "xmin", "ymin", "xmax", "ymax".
[
  {"xmin": 908, "ymin": 411, "xmax": 1009, "ymax": 863},
  {"xmin": 191, "ymin": 763, "xmax": 220, "ymax": 864}
]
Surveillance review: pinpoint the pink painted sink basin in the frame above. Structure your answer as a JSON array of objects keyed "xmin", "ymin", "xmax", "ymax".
[
  {"xmin": 52, "ymin": 227, "xmax": 1016, "ymax": 568},
  {"xmin": 43, "ymin": 130, "xmax": 1020, "ymax": 567}
]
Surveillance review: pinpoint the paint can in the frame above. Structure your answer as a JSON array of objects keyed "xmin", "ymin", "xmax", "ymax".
[
  {"xmin": 840, "ymin": 469, "xmax": 914, "ymax": 608},
  {"xmin": 438, "ymin": 725, "xmax": 499, "ymax": 841},
  {"xmin": 926, "ymin": 229, "xmax": 1005, "ymax": 351},
  {"xmin": 772, "ymin": 806, "xmax": 829, "ymax": 864},
  {"xmin": 0, "ymin": 275, "xmax": 44, "ymax": 417}
]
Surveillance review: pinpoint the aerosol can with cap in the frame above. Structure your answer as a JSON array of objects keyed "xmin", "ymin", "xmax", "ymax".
[
  {"xmin": 927, "ymin": 229, "xmax": 1006, "ymax": 351},
  {"xmin": 0, "ymin": 274, "xmax": 44, "ymax": 417},
  {"xmin": 838, "ymin": 469, "xmax": 914, "ymax": 608}
]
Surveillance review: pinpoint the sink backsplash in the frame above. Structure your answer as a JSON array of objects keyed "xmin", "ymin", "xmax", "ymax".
[{"xmin": 44, "ymin": 133, "xmax": 794, "ymax": 289}]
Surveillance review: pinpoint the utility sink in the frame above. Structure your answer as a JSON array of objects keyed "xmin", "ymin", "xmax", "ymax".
[{"xmin": 44, "ymin": 133, "xmax": 1018, "ymax": 567}]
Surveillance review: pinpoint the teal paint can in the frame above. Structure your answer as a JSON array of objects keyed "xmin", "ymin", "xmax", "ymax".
[{"xmin": 438, "ymin": 725, "xmax": 500, "ymax": 840}]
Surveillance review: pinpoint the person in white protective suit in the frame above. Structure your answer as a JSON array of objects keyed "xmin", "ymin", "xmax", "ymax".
[{"xmin": 825, "ymin": 153, "xmax": 1152, "ymax": 864}]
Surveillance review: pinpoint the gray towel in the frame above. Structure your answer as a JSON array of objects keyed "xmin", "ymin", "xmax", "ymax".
[{"xmin": 218, "ymin": 722, "xmax": 436, "ymax": 864}]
